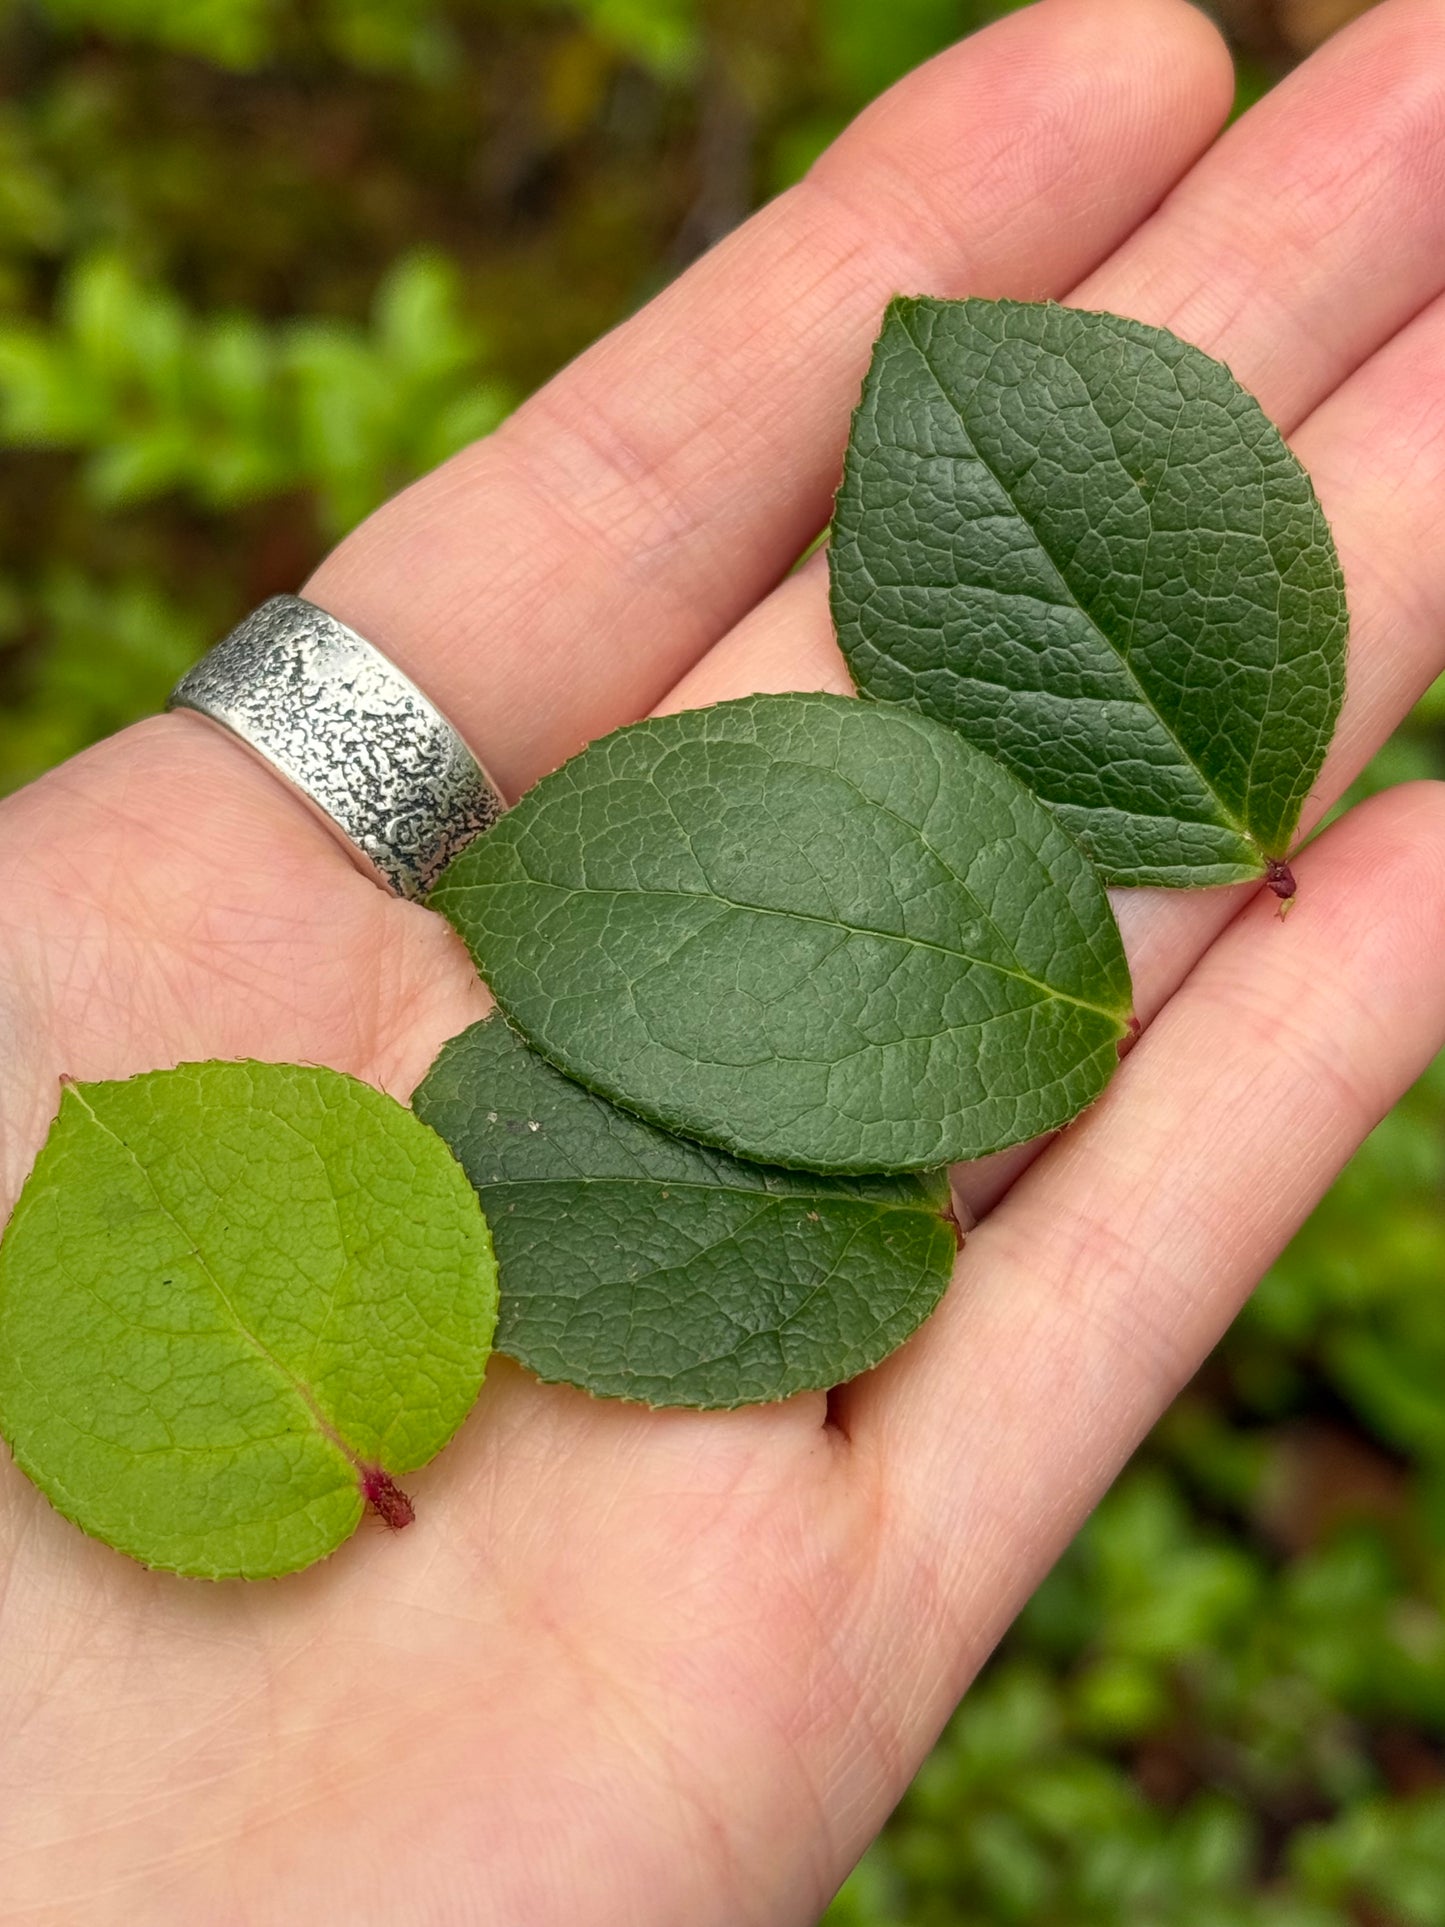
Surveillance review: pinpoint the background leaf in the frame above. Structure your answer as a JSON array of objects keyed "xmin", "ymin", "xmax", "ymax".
[
  {"xmin": 415, "ymin": 1015, "xmax": 957, "ymax": 1409},
  {"xmin": 432, "ymin": 692, "xmax": 1133, "ymax": 1175},
  {"xmin": 830, "ymin": 297, "xmax": 1349, "ymax": 888},
  {"xmin": 0, "ymin": 1061, "xmax": 497, "ymax": 1580}
]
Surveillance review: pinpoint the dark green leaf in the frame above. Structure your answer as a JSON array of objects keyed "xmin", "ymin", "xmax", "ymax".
[
  {"xmin": 431, "ymin": 693, "xmax": 1132, "ymax": 1174},
  {"xmin": 0, "ymin": 1061, "xmax": 498, "ymax": 1580},
  {"xmin": 830, "ymin": 297, "xmax": 1348, "ymax": 888},
  {"xmin": 414, "ymin": 1016, "xmax": 957, "ymax": 1409}
]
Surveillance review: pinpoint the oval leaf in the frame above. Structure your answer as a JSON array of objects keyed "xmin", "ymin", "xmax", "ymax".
[
  {"xmin": 430, "ymin": 693, "xmax": 1132, "ymax": 1174},
  {"xmin": 0, "ymin": 1062, "xmax": 498, "ymax": 1580},
  {"xmin": 415, "ymin": 1016, "xmax": 957, "ymax": 1409},
  {"xmin": 830, "ymin": 297, "xmax": 1348, "ymax": 888}
]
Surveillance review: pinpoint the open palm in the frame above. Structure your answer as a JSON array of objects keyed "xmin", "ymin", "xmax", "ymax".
[{"xmin": 4, "ymin": 2, "xmax": 1445, "ymax": 1919}]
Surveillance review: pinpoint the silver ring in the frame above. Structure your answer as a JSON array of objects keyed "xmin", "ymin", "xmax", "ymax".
[{"xmin": 167, "ymin": 594, "xmax": 505, "ymax": 900}]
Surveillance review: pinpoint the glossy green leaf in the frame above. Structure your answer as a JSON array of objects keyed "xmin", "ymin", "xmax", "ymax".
[
  {"xmin": 431, "ymin": 693, "xmax": 1133, "ymax": 1175},
  {"xmin": 414, "ymin": 1016, "xmax": 957, "ymax": 1408},
  {"xmin": 0, "ymin": 1061, "xmax": 498, "ymax": 1580},
  {"xmin": 830, "ymin": 297, "xmax": 1348, "ymax": 888}
]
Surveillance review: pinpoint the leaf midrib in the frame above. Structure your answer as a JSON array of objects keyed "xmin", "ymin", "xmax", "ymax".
[
  {"xmin": 480, "ymin": 1169, "xmax": 938, "ymax": 1211},
  {"xmin": 456, "ymin": 873, "xmax": 1125, "ymax": 1028},
  {"xmin": 891, "ymin": 305, "xmax": 1258, "ymax": 854}
]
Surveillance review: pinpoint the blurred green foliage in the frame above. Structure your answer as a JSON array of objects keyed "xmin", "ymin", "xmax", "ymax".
[
  {"xmin": 0, "ymin": 1, "xmax": 1438, "ymax": 1921},
  {"xmin": 0, "ymin": 249, "xmax": 506, "ymax": 525},
  {"xmin": 831, "ymin": 1055, "xmax": 1445, "ymax": 1924}
]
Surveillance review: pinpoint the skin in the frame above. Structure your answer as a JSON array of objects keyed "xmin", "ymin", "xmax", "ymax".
[{"xmin": 3, "ymin": 0, "xmax": 1445, "ymax": 1917}]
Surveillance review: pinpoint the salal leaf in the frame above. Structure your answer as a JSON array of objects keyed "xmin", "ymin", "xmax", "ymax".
[
  {"xmin": 431, "ymin": 692, "xmax": 1132, "ymax": 1175},
  {"xmin": 0, "ymin": 1062, "xmax": 497, "ymax": 1580},
  {"xmin": 830, "ymin": 297, "xmax": 1348, "ymax": 889},
  {"xmin": 415, "ymin": 1016, "xmax": 957, "ymax": 1409}
]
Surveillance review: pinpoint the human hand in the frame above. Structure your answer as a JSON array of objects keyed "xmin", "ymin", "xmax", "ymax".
[{"xmin": 3, "ymin": 2, "xmax": 1445, "ymax": 1919}]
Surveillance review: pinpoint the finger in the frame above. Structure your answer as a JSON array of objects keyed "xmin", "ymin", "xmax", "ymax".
[
  {"xmin": 1071, "ymin": 0, "xmax": 1445, "ymax": 433},
  {"xmin": 663, "ymin": 0, "xmax": 1445, "ymax": 720},
  {"xmin": 667, "ymin": 278, "xmax": 1445, "ymax": 1223},
  {"xmin": 1102, "ymin": 272, "xmax": 1445, "ymax": 1048},
  {"xmin": 659, "ymin": 0, "xmax": 1445, "ymax": 1230},
  {"xmin": 658, "ymin": 291, "xmax": 1445, "ymax": 1222},
  {"xmin": 558, "ymin": 0, "xmax": 1445, "ymax": 747},
  {"xmin": 302, "ymin": 0, "xmax": 1232, "ymax": 796},
  {"xmin": 841, "ymin": 785, "xmax": 1445, "ymax": 1743},
  {"xmin": 1291, "ymin": 285, "xmax": 1445, "ymax": 809},
  {"xmin": 962, "ymin": 241, "xmax": 1445, "ymax": 1204}
]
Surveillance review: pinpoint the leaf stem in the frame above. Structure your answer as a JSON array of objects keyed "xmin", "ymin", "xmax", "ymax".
[{"xmin": 1265, "ymin": 856, "xmax": 1297, "ymax": 905}]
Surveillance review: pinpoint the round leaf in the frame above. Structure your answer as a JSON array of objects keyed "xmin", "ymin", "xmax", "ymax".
[
  {"xmin": 0, "ymin": 1062, "xmax": 498, "ymax": 1580},
  {"xmin": 830, "ymin": 297, "xmax": 1349, "ymax": 888},
  {"xmin": 415, "ymin": 1016, "xmax": 958, "ymax": 1409},
  {"xmin": 430, "ymin": 693, "xmax": 1133, "ymax": 1174}
]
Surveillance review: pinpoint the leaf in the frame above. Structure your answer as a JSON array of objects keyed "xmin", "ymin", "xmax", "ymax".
[
  {"xmin": 414, "ymin": 1016, "xmax": 957, "ymax": 1408},
  {"xmin": 0, "ymin": 1061, "xmax": 498, "ymax": 1580},
  {"xmin": 431, "ymin": 692, "xmax": 1132, "ymax": 1175},
  {"xmin": 830, "ymin": 297, "xmax": 1348, "ymax": 888}
]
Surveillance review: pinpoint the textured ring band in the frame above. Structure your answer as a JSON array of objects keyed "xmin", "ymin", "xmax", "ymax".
[{"xmin": 167, "ymin": 594, "xmax": 505, "ymax": 900}]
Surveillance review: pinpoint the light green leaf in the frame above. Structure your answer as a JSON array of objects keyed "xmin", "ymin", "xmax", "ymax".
[
  {"xmin": 0, "ymin": 1061, "xmax": 497, "ymax": 1580},
  {"xmin": 414, "ymin": 1016, "xmax": 957, "ymax": 1408},
  {"xmin": 830, "ymin": 297, "xmax": 1348, "ymax": 888},
  {"xmin": 431, "ymin": 693, "xmax": 1132, "ymax": 1175}
]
